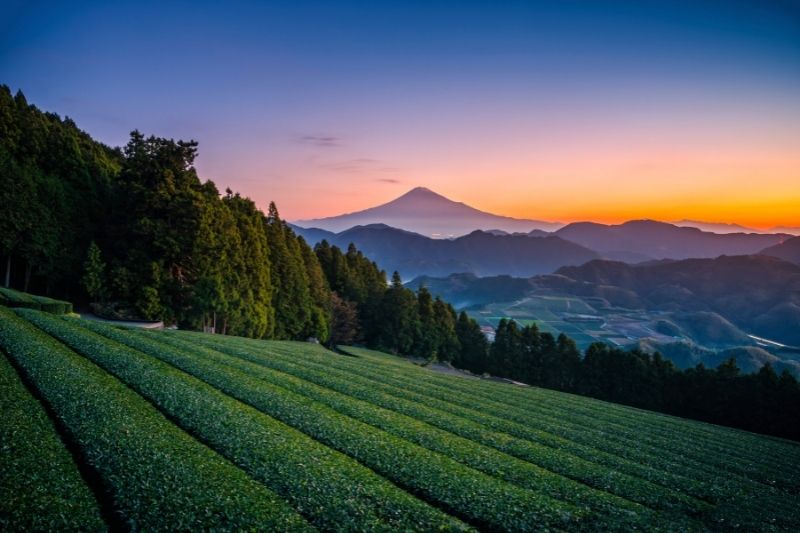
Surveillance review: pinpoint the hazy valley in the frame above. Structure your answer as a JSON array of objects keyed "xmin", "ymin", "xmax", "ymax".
[{"xmin": 294, "ymin": 189, "xmax": 800, "ymax": 377}]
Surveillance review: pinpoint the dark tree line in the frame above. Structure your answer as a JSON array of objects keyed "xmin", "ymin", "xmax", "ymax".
[
  {"xmin": 78, "ymin": 129, "xmax": 330, "ymax": 340},
  {"xmin": 0, "ymin": 86, "xmax": 487, "ymax": 358},
  {"xmin": 0, "ymin": 86, "xmax": 121, "ymax": 295},
  {"xmin": 0, "ymin": 87, "xmax": 335, "ymax": 340},
  {"xmin": 314, "ymin": 241, "xmax": 488, "ymax": 366},
  {"xmin": 478, "ymin": 319, "xmax": 800, "ymax": 441}
]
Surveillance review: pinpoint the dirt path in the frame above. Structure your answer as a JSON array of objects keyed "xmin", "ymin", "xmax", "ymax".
[{"xmin": 80, "ymin": 313, "xmax": 164, "ymax": 329}]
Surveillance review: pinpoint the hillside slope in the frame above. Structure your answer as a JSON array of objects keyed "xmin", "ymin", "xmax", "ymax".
[
  {"xmin": 2, "ymin": 307, "xmax": 800, "ymax": 530},
  {"xmin": 556, "ymin": 255, "xmax": 800, "ymax": 345},
  {"xmin": 761, "ymin": 236, "xmax": 800, "ymax": 265}
]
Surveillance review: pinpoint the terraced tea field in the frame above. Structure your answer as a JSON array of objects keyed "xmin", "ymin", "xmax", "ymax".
[
  {"xmin": 2, "ymin": 307, "xmax": 799, "ymax": 531},
  {"xmin": 475, "ymin": 295, "xmax": 700, "ymax": 350}
]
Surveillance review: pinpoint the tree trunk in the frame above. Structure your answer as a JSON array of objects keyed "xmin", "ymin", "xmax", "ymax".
[
  {"xmin": 23, "ymin": 263, "xmax": 32, "ymax": 293},
  {"xmin": 4, "ymin": 256, "xmax": 10, "ymax": 288}
]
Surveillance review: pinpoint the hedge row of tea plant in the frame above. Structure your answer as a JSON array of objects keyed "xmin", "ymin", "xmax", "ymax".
[
  {"xmin": 80, "ymin": 319, "xmax": 584, "ymax": 532},
  {"xmin": 332, "ymin": 344, "xmax": 800, "ymax": 523},
  {"xmin": 331, "ymin": 349, "xmax": 760, "ymax": 491},
  {"xmin": 299, "ymin": 342, "xmax": 800, "ymax": 528},
  {"xmin": 342, "ymin": 345, "xmax": 800, "ymax": 490},
  {"xmin": 28, "ymin": 312, "xmax": 468, "ymax": 532},
  {"xmin": 175, "ymin": 331, "xmax": 800, "ymax": 530},
  {"xmin": 7, "ymin": 309, "xmax": 310, "ymax": 531},
  {"xmin": 0, "ymin": 287, "xmax": 72, "ymax": 314},
  {"xmin": 146, "ymin": 329, "xmax": 700, "ymax": 531},
  {"xmin": 181, "ymin": 331, "xmax": 705, "ymax": 512},
  {"xmin": 0, "ymin": 331, "xmax": 104, "ymax": 531},
  {"xmin": 308, "ymin": 343, "xmax": 800, "ymax": 528}
]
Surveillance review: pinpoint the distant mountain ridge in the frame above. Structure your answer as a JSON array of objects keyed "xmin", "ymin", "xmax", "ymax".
[
  {"xmin": 760, "ymin": 236, "xmax": 800, "ymax": 265},
  {"xmin": 633, "ymin": 340, "xmax": 800, "ymax": 377},
  {"xmin": 672, "ymin": 220, "xmax": 760, "ymax": 234},
  {"xmin": 554, "ymin": 220, "xmax": 788, "ymax": 260},
  {"xmin": 771, "ymin": 226, "xmax": 800, "ymax": 236},
  {"xmin": 295, "ymin": 188, "xmax": 789, "ymax": 262},
  {"xmin": 291, "ymin": 218, "xmax": 795, "ymax": 280},
  {"xmin": 565, "ymin": 255, "xmax": 800, "ymax": 345},
  {"xmin": 295, "ymin": 187, "xmax": 562, "ymax": 237},
  {"xmin": 291, "ymin": 223, "xmax": 597, "ymax": 278}
]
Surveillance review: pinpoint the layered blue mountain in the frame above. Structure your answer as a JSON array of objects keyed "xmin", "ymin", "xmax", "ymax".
[
  {"xmin": 760, "ymin": 236, "xmax": 800, "ymax": 265},
  {"xmin": 291, "ymin": 223, "xmax": 598, "ymax": 278},
  {"xmin": 295, "ymin": 189, "xmax": 789, "ymax": 265},
  {"xmin": 554, "ymin": 220, "xmax": 788, "ymax": 261}
]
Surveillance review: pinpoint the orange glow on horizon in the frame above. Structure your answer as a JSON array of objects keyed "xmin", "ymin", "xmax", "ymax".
[
  {"xmin": 482, "ymin": 182, "xmax": 800, "ymax": 229},
  {"xmin": 241, "ymin": 180, "xmax": 800, "ymax": 230},
  {"xmin": 237, "ymin": 156, "xmax": 799, "ymax": 230},
  {"xmin": 197, "ymin": 102, "xmax": 800, "ymax": 231},
  {"xmin": 253, "ymin": 178, "xmax": 800, "ymax": 230}
]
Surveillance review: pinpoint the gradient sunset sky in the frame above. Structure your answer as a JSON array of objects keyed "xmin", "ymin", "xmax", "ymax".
[{"xmin": 2, "ymin": 1, "xmax": 799, "ymax": 228}]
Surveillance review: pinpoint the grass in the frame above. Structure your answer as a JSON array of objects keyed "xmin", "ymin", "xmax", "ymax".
[{"xmin": 2, "ymin": 308, "xmax": 799, "ymax": 531}]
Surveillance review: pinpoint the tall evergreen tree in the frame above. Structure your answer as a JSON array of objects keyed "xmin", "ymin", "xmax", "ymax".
[
  {"xmin": 298, "ymin": 236, "xmax": 331, "ymax": 342},
  {"xmin": 81, "ymin": 241, "xmax": 107, "ymax": 302},
  {"xmin": 329, "ymin": 292, "xmax": 359, "ymax": 347},
  {"xmin": 223, "ymin": 190, "xmax": 273, "ymax": 338},
  {"xmin": 189, "ymin": 183, "xmax": 236, "ymax": 334},
  {"xmin": 111, "ymin": 131, "xmax": 205, "ymax": 321},
  {"xmin": 376, "ymin": 272, "xmax": 418, "ymax": 353},
  {"xmin": 265, "ymin": 203, "xmax": 313, "ymax": 339},
  {"xmin": 432, "ymin": 298, "xmax": 460, "ymax": 362},
  {"xmin": 455, "ymin": 311, "xmax": 488, "ymax": 373},
  {"xmin": 414, "ymin": 287, "xmax": 437, "ymax": 358}
]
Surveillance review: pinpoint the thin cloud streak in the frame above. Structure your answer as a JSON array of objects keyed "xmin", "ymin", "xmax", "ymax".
[
  {"xmin": 297, "ymin": 134, "xmax": 342, "ymax": 147},
  {"xmin": 320, "ymin": 158, "xmax": 400, "ymax": 174}
]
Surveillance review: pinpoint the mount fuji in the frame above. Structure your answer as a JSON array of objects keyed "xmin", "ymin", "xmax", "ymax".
[{"xmin": 294, "ymin": 187, "xmax": 562, "ymax": 237}]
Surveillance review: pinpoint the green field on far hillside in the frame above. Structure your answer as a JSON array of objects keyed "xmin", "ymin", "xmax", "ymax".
[
  {"xmin": 1, "ymin": 307, "xmax": 799, "ymax": 531},
  {"xmin": 475, "ymin": 295, "xmax": 682, "ymax": 349}
]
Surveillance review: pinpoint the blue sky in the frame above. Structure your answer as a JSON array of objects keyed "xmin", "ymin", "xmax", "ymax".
[{"xmin": 2, "ymin": 1, "xmax": 799, "ymax": 225}]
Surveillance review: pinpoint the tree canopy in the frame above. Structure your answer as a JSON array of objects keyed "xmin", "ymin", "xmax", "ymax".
[{"xmin": 3, "ymin": 85, "xmax": 796, "ymax": 441}]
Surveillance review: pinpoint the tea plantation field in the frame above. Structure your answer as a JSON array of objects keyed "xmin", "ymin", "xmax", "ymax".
[{"xmin": 1, "ymin": 306, "xmax": 799, "ymax": 531}]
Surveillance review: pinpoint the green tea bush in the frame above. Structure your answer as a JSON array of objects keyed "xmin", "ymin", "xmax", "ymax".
[
  {"xmin": 0, "ymin": 331, "xmax": 104, "ymax": 531},
  {"xmin": 30, "ymin": 312, "xmax": 470, "ymax": 532},
  {"xmin": 79, "ymin": 319, "xmax": 583, "ymax": 532},
  {"xmin": 6, "ymin": 309, "xmax": 309, "ymax": 531}
]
